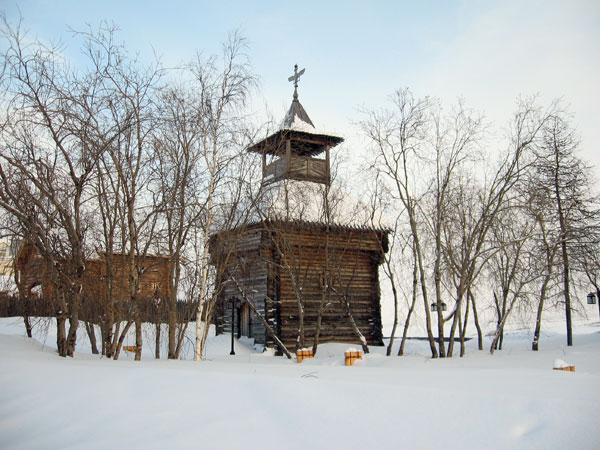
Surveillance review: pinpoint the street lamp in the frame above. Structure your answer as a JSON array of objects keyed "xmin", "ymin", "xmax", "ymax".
[
  {"xmin": 431, "ymin": 302, "xmax": 447, "ymax": 312},
  {"xmin": 588, "ymin": 291, "xmax": 600, "ymax": 320},
  {"xmin": 587, "ymin": 292, "xmax": 597, "ymax": 305},
  {"xmin": 230, "ymin": 298, "xmax": 237, "ymax": 355}
]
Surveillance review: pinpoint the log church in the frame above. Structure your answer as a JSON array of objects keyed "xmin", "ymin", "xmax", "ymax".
[{"xmin": 210, "ymin": 66, "xmax": 388, "ymax": 353}]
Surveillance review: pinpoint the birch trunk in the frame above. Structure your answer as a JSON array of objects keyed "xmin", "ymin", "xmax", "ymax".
[{"xmin": 398, "ymin": 252, "xmax": 419, "ymax": 356}]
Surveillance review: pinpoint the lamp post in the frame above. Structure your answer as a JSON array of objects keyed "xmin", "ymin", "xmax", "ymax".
[
  {"xmin": 431, "ymin": 302, "xmax": 447, "ymax": 312},
  {"xmin": 230, "ymin": 298, "xmax": 236, "ymax": 355},
  {"xmin": 588, "ymin": 291, "xmax": 600, "ymax": 320}
]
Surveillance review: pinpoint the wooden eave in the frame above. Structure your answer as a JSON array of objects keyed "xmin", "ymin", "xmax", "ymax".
[
  {"xmin": 209, "ymin": 218, "xmax": 390, "ymax": 256},
  {"xmin": 247, "ymin": 129, "xmax": 344, "ymax": 157}
]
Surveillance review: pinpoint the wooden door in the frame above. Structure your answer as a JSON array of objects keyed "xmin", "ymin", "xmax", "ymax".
[{"xmin": 240, "ymin": 303, "xmax": 250, "ymax": 337}]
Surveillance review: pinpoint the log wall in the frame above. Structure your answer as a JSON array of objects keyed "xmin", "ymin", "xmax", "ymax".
[
  {"xmin": 14, "ymin": 242, "xmax": 172, "ymax": 302},
  {"xmin": 211, "ymin": 221, "xmax": 387, "ymax": 352}
]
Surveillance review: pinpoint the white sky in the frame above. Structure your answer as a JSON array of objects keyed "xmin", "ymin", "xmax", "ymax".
[{"xmin": 3, "ymin": 1, "xmax": 599, "ymax": 169}]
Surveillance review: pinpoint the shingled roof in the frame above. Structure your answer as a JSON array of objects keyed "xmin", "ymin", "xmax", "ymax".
[
  {"xmin": 247, "ymin": 82, "xmax": 344, "ymax": 158},
  {"xmin": 280, "ymin": 97, "xmax": 315, "ymax": 132}
]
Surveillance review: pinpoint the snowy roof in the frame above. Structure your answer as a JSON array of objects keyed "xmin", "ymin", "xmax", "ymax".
[
  {"xmin": 248, "ymin": 97, "xmax": 344, "ymax": 156},
  {"xmin": 212, "ymin": 217, "xmax": 390, "ymax": 241},
  {"xmin": 280, "ymin": 97, "xmax": 315, "ymax": 132}
]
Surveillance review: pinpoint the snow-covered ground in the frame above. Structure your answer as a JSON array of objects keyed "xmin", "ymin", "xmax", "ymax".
[{"xmin": 1, "ymin": 317, "xmax": 599, "ymax": 450}]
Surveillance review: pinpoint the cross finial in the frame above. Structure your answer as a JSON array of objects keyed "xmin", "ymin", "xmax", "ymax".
[{"xmin": 288, "ymin": 64, "xmax": 305, "ymax": 100}]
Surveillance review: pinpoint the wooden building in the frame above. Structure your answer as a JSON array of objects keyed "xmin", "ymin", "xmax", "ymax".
[
  {"xmin": 211, "ymin": 66, "xmax": 388, "ymax": 352},
  {"xmin": 211, "ymin": 219, "xmax": 388, "ymax": 350},
  {"xmin": 14, "ymin": 241, "xmax": 172, "ymax": 302}
]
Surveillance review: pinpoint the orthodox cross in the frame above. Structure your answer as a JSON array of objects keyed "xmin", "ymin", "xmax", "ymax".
[{"xmin": 288, "ymin": 64, "xmax": 305, "ymax": 100}]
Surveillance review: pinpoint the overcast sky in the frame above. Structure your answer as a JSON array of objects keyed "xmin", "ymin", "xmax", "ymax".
[{"xmin": 4, "ymin": 0, "xmax": 599, "ymax": 170}]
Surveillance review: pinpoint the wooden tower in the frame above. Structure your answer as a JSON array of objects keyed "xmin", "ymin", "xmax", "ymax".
[
  {"xmin": 210, "ymin": 66, "xmax": 387, "ymax": 354},
  {"xmin": 247, "ymin": 65, "xmax": 344, "ymax": 185}
]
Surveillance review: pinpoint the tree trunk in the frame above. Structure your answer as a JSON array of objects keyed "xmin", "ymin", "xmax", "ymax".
[
  {"xmin": 398, "ymin": 255, "xmax": 419, "ymax": 356},
  {"xmin": 168, "ymin": 307, "xmax": 177, "ymax": 358},
  {"xmin": 560, "ymin": 239, "xmax": 573, "ymax": 346},
  {"xmin": 294, "ymin": 289, "xmax": 305, "ymax": 352},
  {"xmin": 338, "ymin": 293, "xmax": 369, "ymax": 354},
  {"xmin": 113, "ymin": 320, "xmax": 134, "ymax": 360},
  {"xmin": 434, "ymin": 261, "xmax": 446, "ymax": 357},
  {"xmin": 23, "ymin": 315, "xmax": 32, "ymax": 338},
  {"xmin": 447, "ymin": 289, "xmax": 464, "ymax": 357},
  {"xmin": 66, "ymin": 292, "xmax": 80, "ymax": 357},
  {"xmin": 492, "ymin": 291, "xmax": 502, "ymax": 351},
  {"xmin": 174, "ymin": 311, "xmax": 191, "ymax": 359},
  {"xmin": 597, "ymin": 287, "xmax": 600, "ymax": 321},
  {"xmin": 469, "ymin": 289, "xmax": 483, "ymax": 350},
  {"xmin": 250, "ymin": 297, "xmax": 292, "ymax": 359},
  {"xmin": 554, "ymin": 147, "xmax": 573, "ymax": 346},
  {"xmin": 108, "ymin": 321, "xmax": 121, "ymax": 358},
  {"xmin": 386, "ymin": 269, "xmax": 399, "ymax": 356},
  {"xmin": 85, "ymin": 321, "xmax": 99, "ymax": 355},
  {"xmin": 100, "ymin": 324, "xmax": 107, "ymax": 356},
  {"xmin": 103, "ymin": 313, "xmax": 114, "ymax": 358},
  {"xmin": 461, "ymin": 291, "xmax": 470, "ymax": 339},
  {"xmin": 532, "ymin": 276, "xmax": 550, "ymax": 351},
  {"xmin": 313, "ymin": 185, "xmax": 331, "ymax": 357},
  {"xmin": 168, "ymin": 284, "xmax": 178, "ymax": 359},
  {"xmin": 134, "ymin": 314, "xmax": 142, "ymax": 361},
  {"xmin": 311, "ymin": 280, "xmax": 327, "ymax": 356},
  {"xmin": 490, "ymin": 295, "xmax": 518, "ymax": 354},
  {"xmin": 413, "ymin": 229, "xmax": 437, "ymax": 358},
  {"xmin": 56, "ymin": 314, "xmax": 67, "ymax": 357},
  {"xmin": 155, "ymin": 323, "xmax": 161, "ymax": 359},
  {"xmin": 457, "ymin": 304, "xmax": 464, "ymax": 357},
  {"xmin": 459, "ymin": 290, "xmax": 470, "ymax": 357}
]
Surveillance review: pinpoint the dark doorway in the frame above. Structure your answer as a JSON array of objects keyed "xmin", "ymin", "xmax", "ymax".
[{"xmin": 237, "ymin": 302, "xmax": 251, "ymax": 338}]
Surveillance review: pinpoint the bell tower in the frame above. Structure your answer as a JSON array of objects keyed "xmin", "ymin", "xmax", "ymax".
[{"xmin": 247, "ymin": 65, "xmax": 344, "ymax": 186}]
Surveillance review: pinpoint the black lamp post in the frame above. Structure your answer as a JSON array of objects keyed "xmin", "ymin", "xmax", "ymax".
[
  {"xmin": 431, "ymin": 302, "xmax": 447, "ymax": 312},
  {"xmin": 587, "ymin": 292, "xmax": 596, "ymax": 305},
  {"xmin": 230, "ymin": 298, "xmax": 236, "ymax": 355},
  {"xmin": 588, "ymin": 291, "xmax": 600, "ymax": 320}
]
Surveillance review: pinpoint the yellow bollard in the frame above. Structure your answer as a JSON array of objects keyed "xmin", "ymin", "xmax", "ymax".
[
  {"xmin": 296, "ymin": 348, "xmax": 314, "ymax": 363},
  {"xmin": 553, "ymin": 366, "xmax": 576, "ymax": 372},
  {"xmin": 344, "ymin": 349, "xmax": 363, "ymax": 366}
]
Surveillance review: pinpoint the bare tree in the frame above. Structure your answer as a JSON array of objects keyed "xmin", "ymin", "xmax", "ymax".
[
  {"xmin": 190, "ymin": 32, "xmax": 256, "ymax": 361},
  {"xmin": 442, "ymin": 98, "xmax": 555, "ymax": 356},
  {"xmin": 531, "ymin": 114, "xmax": 598, "ymax": 346},
  {"xmin": 360, "ymin": 88, "xmax": 438, "ymax": 357},
  {"xmin": 487, "ymin": 207, "xmax": 537, "ymax": 354},
  {"xmin": 425, "ymin": 101, "xmax": 482, "ymax": 357},
  {"xmin": 152, "ymin": 84, "xmax": 208, "ymax": 359},
  {"xmin": 0, "ymin": 18, "xmax": 125, "ymax": 356},
  {"xmin": 522, "ymin": 179, "xmax": 562, "ymax": 351}
]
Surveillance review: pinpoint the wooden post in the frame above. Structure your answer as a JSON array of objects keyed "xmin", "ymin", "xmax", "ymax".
[{"xmin": 285, "ymin": 138, "xmax": 291, "ymax": 176}]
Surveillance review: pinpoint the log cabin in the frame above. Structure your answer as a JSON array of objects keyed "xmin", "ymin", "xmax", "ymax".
[
  {"xmin": 210, "ymin": 219, "xmax": 388, "ymax": 351},
  {"xmin": 14, "ymin": 241, "xmax": 172, "ymax": 303}
]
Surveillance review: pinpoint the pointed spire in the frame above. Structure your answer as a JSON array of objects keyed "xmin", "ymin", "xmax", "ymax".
[{"xmin": 282, "ymin": 64, "xmax": 314, "ymax": 131}]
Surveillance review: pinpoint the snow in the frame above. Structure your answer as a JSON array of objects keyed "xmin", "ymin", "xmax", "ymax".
[
  {"xmin": 280, "ymin": 113, "xmax": 343, "ymax": 140},
  {"xmin": 1, "ymin": 317, "xmax": 600, "ymax": 450},
  {"xmin": 553, "ymin": 358, "xmax": 573, "ymax": 369}
]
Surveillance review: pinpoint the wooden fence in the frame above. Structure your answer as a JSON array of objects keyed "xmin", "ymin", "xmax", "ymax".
[{"xmin": 0, "ymin": 294, "xmax": 197, "ymax": 324}]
